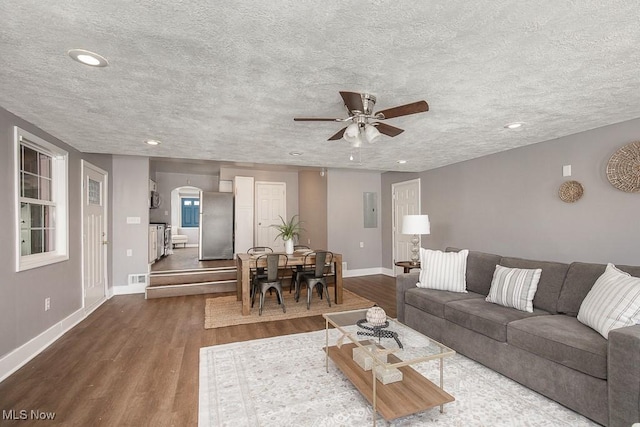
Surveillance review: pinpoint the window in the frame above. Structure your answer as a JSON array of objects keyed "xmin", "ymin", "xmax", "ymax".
[
  {"xmin": 181, "ymin": 197, "xmax": 200, "ymax": 228},
  {"xmin": 15, "ymin": 127, "xmax": 68, "ymax": 271}
]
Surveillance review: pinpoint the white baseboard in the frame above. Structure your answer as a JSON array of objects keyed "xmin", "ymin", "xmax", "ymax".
[
  {"xmin": 381, "ymin": 267, "xmax": 395, "ymax": 277},
  {"xmin": 112, "ymin": 282, "xmax": 147, "ymax": 295},
  {"xmin": 343, "ymin": 267, "xmax": 386, "ymax": 278},
  {"xmin": 1, "ymin": 306, "xmax": 87, "ymax": 383}
]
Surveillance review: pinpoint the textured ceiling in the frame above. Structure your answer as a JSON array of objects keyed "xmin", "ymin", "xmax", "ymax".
[{"xmin": 1, "ymin": 1, "xmax": 640, "ymax": 172}]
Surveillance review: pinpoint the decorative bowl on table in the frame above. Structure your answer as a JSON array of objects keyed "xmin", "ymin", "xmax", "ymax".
[{"xmin": 366, "ymin": 306, "xmax": 387, "ymax": 326}]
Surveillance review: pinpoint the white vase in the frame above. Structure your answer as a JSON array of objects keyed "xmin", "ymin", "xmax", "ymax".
[{"xmin": 284, "ymin": 238, "xmax": 294, "ymax": 254}]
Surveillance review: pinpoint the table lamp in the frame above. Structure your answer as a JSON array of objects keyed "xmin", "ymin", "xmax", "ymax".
[{"xmin": 401, "ymin": 215, "xmax": 430, "ymax": 265}]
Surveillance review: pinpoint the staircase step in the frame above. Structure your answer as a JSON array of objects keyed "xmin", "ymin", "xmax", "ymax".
[
  {"xmin": 145, "ymin": 280, "xmax": 237, "ymax": 299},
  {"xmin": 149, "ymin": 267, "xmax": 237, "ymax": 287}
]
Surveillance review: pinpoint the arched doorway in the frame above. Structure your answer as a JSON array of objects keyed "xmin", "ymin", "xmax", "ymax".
[{"xmin": 170, "ymin": 185, "xmax": 202, "ymax": 248}]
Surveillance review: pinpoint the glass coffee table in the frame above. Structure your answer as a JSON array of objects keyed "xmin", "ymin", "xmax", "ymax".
[{"xmin": 323, "ymin": 308, "xmax": 455, "ymax": 426}]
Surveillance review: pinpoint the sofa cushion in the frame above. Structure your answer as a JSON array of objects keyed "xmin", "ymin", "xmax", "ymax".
[
  {"xmin": 558, "ymin": 262, "xmax": 640, "ymax": 316},
  {"xmin": 577, "ymin": 263, "xmax": 640, "ymax": 339},
  {"xmin": 418, "ymin": 248, "xmax": 468, "ymax": 292},
  {"xmin": 445, "ymin": 298, "xmax": 550, "ymax": 342},
  {"xmin": 508, "ymin": 315, "xmax": 607, "ymax": 379},
  {"xmin": 405, "ymin": 287, "xmax": 484, "ymax": 319},
  {"xmin": 486, "ymin": 265, "xmax": 542, "ymax": 312},
  {"xmin": 446, "ymin": 247, "xmax": 502, "ymax": 296},
  {"xmin": 499, "ymin": 257, "xmax": 569, "ymax": 314}
]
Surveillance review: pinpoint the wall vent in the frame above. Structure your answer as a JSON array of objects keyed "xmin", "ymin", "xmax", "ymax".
[{"xmin": 128, "ymin": 274, "xmax": 148, "ymax": 285}]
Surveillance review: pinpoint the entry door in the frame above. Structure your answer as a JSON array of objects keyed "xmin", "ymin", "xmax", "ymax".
[
  {"xmin": 392, "ymin": 179, "xmax": 420, "ymax": 275},
  {"xmin": 82, "ymin": 161, "xmax": 108, "ymax": 311},
  {"xmin": 255, "ymin": 182, "xmax": 286, "ymax": 251}
]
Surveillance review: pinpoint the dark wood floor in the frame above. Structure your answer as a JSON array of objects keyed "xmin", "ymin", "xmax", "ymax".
[
  {"xmin": 0, "ymin": 275, "xmax": 397, "ymax": 426},
  {"xmin": 152, "ymin": 247, "xmax": 235, "ymax": 272}
]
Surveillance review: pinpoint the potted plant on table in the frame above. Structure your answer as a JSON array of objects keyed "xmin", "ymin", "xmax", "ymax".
[{"xmin": 272, "ymin": 215, "xmax": 303, "ymax": 254}]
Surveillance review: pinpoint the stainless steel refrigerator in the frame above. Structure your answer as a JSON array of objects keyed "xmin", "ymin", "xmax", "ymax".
[{"xmin": 198, "ymin": 191, "xmax": 234, "ymax": 260}]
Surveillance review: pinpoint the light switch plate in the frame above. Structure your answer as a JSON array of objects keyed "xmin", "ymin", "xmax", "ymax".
[{"xmin": 562, "ymin": 165, "xmax": 572, "ymax": 177}]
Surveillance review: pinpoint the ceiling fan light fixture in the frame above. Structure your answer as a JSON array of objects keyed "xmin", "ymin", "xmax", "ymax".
[
  {"xmin": 343, "ymin": 123, "xmax": 362, "ymax": 147},
  {"xmin": 364, "ymin": 124, "xmax": 381, "ymax": 144}
]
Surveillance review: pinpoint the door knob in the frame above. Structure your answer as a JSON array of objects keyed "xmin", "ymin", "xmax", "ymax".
[{"xmin": 103, "ymin": 240, "xmax": 109, "ymax": 245}]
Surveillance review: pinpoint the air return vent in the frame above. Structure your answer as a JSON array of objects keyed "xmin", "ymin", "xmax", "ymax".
[{"xmin": 128, "ymin": 274, "xmax": 148, "ymax": 285}]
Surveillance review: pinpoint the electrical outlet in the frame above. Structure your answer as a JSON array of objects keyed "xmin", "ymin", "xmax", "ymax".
[
  {"xmin": 307, "ymin": 238, "xmax": 311, "ymax": 245},
  {"xmin": 359, "ymin": 242, "xmax": 364, "ymax": 248},
  {"xmin": 126, "ymin": 249, "xmax": 133, "ymax": 257},
  {"xmin": 44, "ymin": 297, "xmax": 50, "ymax": 311}
]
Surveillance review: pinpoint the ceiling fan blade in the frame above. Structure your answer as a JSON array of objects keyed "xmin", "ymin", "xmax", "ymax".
[
  {"xmin": 328, "ymin": 127, "xmax": 347, "ymax": 141},
  {"xmin": 294, "ymin": 117, "xmax": 341, "ymax": 121},
  {"xmin": 375, "ymin": 100, "xmax": 429, "ymax": 120},
  {"xmin": 339, "ymin": 91, "xmax": 364, "ymax": 113},
  {"xmin": 374, "ymin": 122, "xmax": 404, "ymax": 137}
]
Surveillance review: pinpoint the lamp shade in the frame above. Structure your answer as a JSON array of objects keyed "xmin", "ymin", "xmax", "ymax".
[
  {"xmin": 343, "ymin": 123, "xmax": 362, "ymax": 147},
  {"xmin": 401, "ymin": 214, "xmax": 430, "ymax": 235},
  {"xmin": 364, "ymin": 124, "xmax": 381, "ymax": 144}
]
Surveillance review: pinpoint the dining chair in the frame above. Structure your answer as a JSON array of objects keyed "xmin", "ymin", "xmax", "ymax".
[
  {"xmin": 289, "ymin": 245, "xmax": 311, "ymax": 293},
  {"xmin": 247, "ymin": 247, "xmax": 273, "ymax": 299},
  {"xmin": 251, "ymin": 253, "xmax": 288, "ymax": 315},
  {"xmin": 297, "ymin": 251, "xmax": 333, "ymax": 309}
]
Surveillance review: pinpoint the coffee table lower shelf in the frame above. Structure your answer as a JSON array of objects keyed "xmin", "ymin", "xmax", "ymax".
[{"xmin": 325, "ymin": 342, "xmax": 454, "ymax": 421}]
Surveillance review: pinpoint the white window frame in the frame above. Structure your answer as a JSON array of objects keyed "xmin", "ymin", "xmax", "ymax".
[{"xmin": 14, "ymin": 126, "xmax": 69, "ymax": 272}]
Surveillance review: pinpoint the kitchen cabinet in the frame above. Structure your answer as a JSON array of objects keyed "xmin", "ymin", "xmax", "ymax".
[{"xmin": 149, "ymin": 225, "xmax": 157, "ymax": 263}]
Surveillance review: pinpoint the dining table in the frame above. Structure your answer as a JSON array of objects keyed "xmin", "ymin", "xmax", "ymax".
[{"xmin": 236, "ymin": 251, "xmax": 343, "ymax": 315}]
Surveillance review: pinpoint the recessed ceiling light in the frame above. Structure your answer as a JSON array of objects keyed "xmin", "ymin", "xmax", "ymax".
[
  {"xmin": 68, "ymin": 49, "xmax": 109, "ymax": 67},
  {"xmin": 289, "ymin": 151, "xmax": 303, "ymax": 156},
  {"xmin": 397, "ymin": 160, "xmax": 407, "ymax": 164},
  {"xmin": 504, "ymin": 122, "xmax": 524, "ymax": 129},
  {"xmin": 145, "ymin": 139, "xmax": 161, "ymax": 146}
]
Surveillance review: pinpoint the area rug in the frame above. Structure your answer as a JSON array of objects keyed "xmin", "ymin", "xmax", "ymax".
[
  {"xmin": 199, "ymin": 327, "xmax": 598, "ymax": 426},
  {"xmin": 204, "ymin": 289, "xmax": 374, "ymax": 329}
]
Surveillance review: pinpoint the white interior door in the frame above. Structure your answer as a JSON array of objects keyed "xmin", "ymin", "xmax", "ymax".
[
  {"xmin": 255, "ymin": 182, "xmax": 286, "ymax": 251},
  {"xmin": 392, "ymin": 179, "xmax": 420, "ymax": 275},
  {"xmin": 82, "ymin": 161, "xmax": 108, "ymax": 311}
]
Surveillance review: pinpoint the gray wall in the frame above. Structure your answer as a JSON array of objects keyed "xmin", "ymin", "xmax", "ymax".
[
  {"xmin": 0, "ymin": 107, "xmax": 83, "ymax": 358},
  {"xmin": 298, "ymin": 170, "xmax": 328, "ymax": 249},
  {"xmin": 111, "ymin": 155, "xmax": 150, "ymax": 287},
  {"xmin": 327, "ymin": 169, "xmax": 382, "ymax": 270},
  {"xmin": 149, "ymin": 171, "xmax": 219, "ymax": 224},
  {"xmin": 381, "ymin": 118, "xmax": 640, "ymax": 267}
]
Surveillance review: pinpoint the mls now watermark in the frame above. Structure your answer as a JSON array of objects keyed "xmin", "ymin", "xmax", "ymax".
[{"xmin": 2, "ymin": 410, "xmax": 56, "ymax": 421}]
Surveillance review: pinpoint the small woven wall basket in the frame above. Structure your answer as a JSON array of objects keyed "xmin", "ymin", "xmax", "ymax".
[
  {"xmin": 558, "ymin": 180, "xmax": 584, "ymax": 203},
  {"xmin": 606, "ymin": 141, "xmax": 640, "ymax": 193}
]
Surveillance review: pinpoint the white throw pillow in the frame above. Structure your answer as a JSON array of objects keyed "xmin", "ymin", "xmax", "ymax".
[
  {"xmin": 485, "ymin": 265, "xmax": 542, "ymax": 313},
  {"xmin": 417, "ymin": 249, "xmax": 468, "ymax": 293},
  {"xmin": 577, "ymin": 263, "xmax": 640, "ymax": 339}
]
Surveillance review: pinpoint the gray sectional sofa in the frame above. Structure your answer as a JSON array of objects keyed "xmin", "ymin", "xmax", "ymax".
[{"xmin": 396, "ymin": 248, "xmax": 640, "ymax": 426}]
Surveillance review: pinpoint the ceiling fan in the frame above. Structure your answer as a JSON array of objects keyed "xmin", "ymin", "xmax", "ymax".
[{"xmin": 294, "ymin": 91, "xmax": 429, "ymax": 146}]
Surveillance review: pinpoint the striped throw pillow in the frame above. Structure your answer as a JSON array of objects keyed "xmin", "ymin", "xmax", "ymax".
[
  {"xmin": 486, "ymin": 265, "xmax": 542, "ymax": 312},
  {"xmin": 417, "ymin": 249, "xmax": 468, "ymax": 293},
  {"xmin": 577, "ymin": 263, "xmax": 640, "ymax": 339}
]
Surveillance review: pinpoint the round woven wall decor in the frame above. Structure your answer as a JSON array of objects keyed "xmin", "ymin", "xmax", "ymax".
[
  {"xmin": 606, "ymin": 141, "xmax": 640, "ymax": 193},
  {"xmin": 558, "ymin": 180, "xmax": 584, "ymax": 203}
]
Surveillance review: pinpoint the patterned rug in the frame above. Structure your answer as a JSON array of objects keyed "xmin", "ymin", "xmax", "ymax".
[
  {"xmin": 199, "ymin": 328, "xmax": 598, "ymax": 426},
  {"xmin": 204, "ymin": 289, "xmax": 374, "ymax": 328}
]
